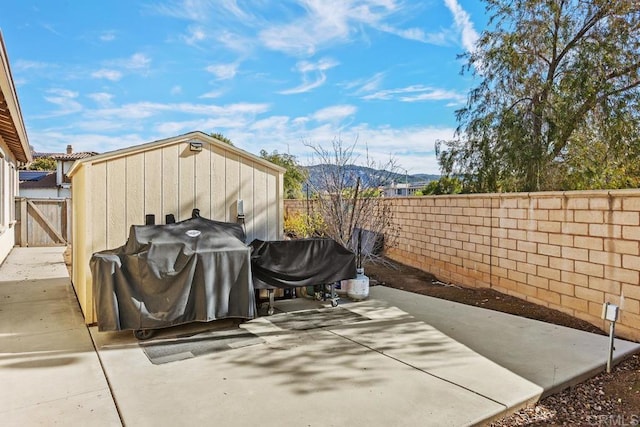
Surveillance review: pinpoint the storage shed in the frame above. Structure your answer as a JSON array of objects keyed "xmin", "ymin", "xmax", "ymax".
[{"xmin": 69, "ymin": 131, "xmax": 285, "ymax": 324}]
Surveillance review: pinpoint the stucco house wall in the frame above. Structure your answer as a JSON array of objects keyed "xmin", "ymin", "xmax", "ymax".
[
  {"xmin": 20, "ymin": 186, "xmax": 70, "ymax": 199},
  {"xmin": 0, "ymin": 32, "xmax": 32, "ymax": 264}
]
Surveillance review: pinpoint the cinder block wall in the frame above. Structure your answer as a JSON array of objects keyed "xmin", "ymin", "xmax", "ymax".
[
  {"xmin": 284, "ymin": 199, "xmax": 308, "ymax": 218},
  {"xmin": 284, "ymin": 190, "xmax": 640, "ymax": 341}
]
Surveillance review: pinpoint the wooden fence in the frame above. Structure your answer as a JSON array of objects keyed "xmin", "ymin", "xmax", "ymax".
[{"xmin": 14, "ymin": 197, "xmax": 70, "ymax": 247}]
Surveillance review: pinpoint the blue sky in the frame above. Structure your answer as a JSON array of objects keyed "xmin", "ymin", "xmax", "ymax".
[{"xmin": 1, "ymin": 0, "xmax": 486, "ymax": 174}]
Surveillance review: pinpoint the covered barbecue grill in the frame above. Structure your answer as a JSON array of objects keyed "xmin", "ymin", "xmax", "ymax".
[
  {"xmin": 91, "ymin": 215, "xmax": 359, "ymax": 338},
  {"xmin": 90, "ymin": 216, "xmax": 255, "ymax": 337},
  {"xmin": 249, "ymin": 238, "xmax": 357, "ymax": 314}
]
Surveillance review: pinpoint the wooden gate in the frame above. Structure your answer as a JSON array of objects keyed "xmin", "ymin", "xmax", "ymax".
[{"xmin": 14, "ymin": 197, "xmax": 70, "ymax": 246}]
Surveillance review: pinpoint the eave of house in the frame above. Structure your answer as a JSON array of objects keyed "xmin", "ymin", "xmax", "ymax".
[{"xmin": 0, "ymin": 31, "xmax": 31, "ymax": 164}]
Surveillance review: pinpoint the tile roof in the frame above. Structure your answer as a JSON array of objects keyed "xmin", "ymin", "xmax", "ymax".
[{"xmin": 50, "ymin": 152, "xmax": 98, "ymax": 161}]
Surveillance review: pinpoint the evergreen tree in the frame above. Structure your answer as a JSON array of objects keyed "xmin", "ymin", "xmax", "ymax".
[{"xmin": 438, "ymin": 0, "xmax": 640, "ymax": 192}]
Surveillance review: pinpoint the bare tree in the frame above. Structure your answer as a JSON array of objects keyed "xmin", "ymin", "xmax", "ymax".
[{"xmin": 305, "ymin": 137, "xmax": 401, "ymax": 265}]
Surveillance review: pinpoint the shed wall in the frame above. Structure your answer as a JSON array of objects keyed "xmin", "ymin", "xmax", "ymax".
[
  {"xmin": 72, "ymin": 139, "xmax": 283, "ymax": 323},
  {"xmin": 71, "ymin": 164, "xmax": 89, "ymax": 316}
]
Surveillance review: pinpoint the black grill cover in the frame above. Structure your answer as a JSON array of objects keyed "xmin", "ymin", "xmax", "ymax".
[
  {"xmin": 249, "ymin": 238, "xmax": 357, "ymax": 289},
  {"xmin": 91, "ymin": 217, "xmax": 255, "ymax": 331}
]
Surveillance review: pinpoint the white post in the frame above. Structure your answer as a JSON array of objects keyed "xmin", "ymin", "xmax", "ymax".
[
  {"xmin": 602, "ymin": 302, "xmax": 619, "ymax": 373},
  {"xmin": 607, "ymin": 320, "xmax": 615, "ymax": 373}
]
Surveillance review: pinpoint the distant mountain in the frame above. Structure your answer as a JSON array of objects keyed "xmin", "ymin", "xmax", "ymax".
[
  {"xmin": 411, "ymin": 173, "xmax": 442, "ymax": 182},
  {"xmin": 303, "ymin": 164, "xmax": 439, "ymax": 190}
]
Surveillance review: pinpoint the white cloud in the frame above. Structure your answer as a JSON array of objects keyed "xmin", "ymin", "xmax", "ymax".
[
  {"xmin": 280, "ymin": 78, "xmax": 325, "ymax": 95},
  {"xmin": 89, "ymin": 102, "xmax": 159, "ymax": 120},
  {"xmin": 150, "ymin": 0, "xmax": 257, "ymax": 26},
  {"xmin": 156, "ymin": 121, "xmax": 197, "ymax": 135},
  {"xmin": 150, "ymin": 0, "xmax": 217, "ymax": 22},
  {"xmin": 286, "ymin": 124, "xmax": 451, "ymax": 174},
  {"xmin": 443, "ymin": 0, "xmax": 479, "ymax": 52},
  {"xmin": 249, "ymin": 116, "xmax": 291, "ymax": 132},
  {"xmin": 258, "ymin": 1, "xmax": 357, "ymax": 56},
  {"xmin": 311, "ymin": 105, "xmax": 357, "ymax": 122},
  {"xmin": 361, "ymin": 84, "xmax": 465, "ymax": 104},
  {"xmin": 151, "ymin": 0, "xmax": 466, "ymax": 58},
  {"xmin": 121, "ymin": 53, "xmax": 151, "ymax": 70},
  {"xmin": 170, "ymin": 85, "xmax": 183, "ymax": 95},
  {"xmin": 206, "ymin": 63, "xmax": 238, "ymax": 80},
  {"xmin": 376, "ymin": 24, "xmax": 426, "ymax": 42},
  {"xmin": 30, "ymin": 130, "xmax": 148, "ymax": 155},
  {"xmin": 71, "ymin": 119, "xmax": 133, "ymax": 133},
  {"xmin": 399, "ymin": 88, "xmax": 465, "ymax": 103},
  {"xmin": 91, "ymin": 69, "xmax": 123, "ymax": 81},
  {"xmin": 14, "ymin": 60, "xmax": 50, "ymax": 71},
  {"xmin": 259, "ymin": 25, "xmax": 321, "ymax": 57},
  {"xmin": 182, "ymin": 25, "xmax": 207, "ymax": 45},
  {"xmin": 296, "ymin": 58, "xmax": 338, "ymax": 74},
  {"xmin": 279, "ymin": 57, "xmax": 339, "ymax": 95},
  {"xmin": 156, "ymin": 116, "xmax": 254, "ymax": 135},
  {"xmin": 47, "ymin": 88, "xmax": 78, "ymax": 98},
  {"xmin": 292, "ymin": 116, "xmax": 309, "ymax": 125},
  {"xmin": 377, "ymin": 23, "xmax": 452, "ymax": 46},
  {"xmin": 348, "ymin": 125, "xmax": 452, "ymax": 173},
  {"xmin": 195, "ymin": 101, "xmax": 449, "ymax": 174},
  {"xmin": 199, "ymin": 90, "xmax": 225, "ymax": 99},
  {"xmin": 41, "ymin": 23, "xmax": 62, "ymax": 36},
  {"xmin": 31, "ymin": 95, "xmax": 449, "ymax": 174},
  {"xmin": 256, "ymin": 0, "xmax": 448, "ymax": 56},
  {"xmin": 343, "ymin": 72, "xmax": 385, "ymax": 94},
  {"xmin": 215, "ymin": 30, "xmax": 253, "ymax": 54},
  {"xmin": 83, "ymin": 101, "xmax": 270, "ymax": 121},
  {"xmin": 87, "ymin": 92, "xmax": 114, "ymax": 107},
  {"xmin": 100, "ymin": 31, "xmax": 117, "ymax": 42},
  {"xmin": 41, "ymin": 88, "xmax": 83, "ymax": 117},
  {"xmin": 232, "ymin": 119, "xmax": 449, "ymax": 175},
  {"xmin": 90, "ymin": 54, "xmax": 150, "ymax": 82}
]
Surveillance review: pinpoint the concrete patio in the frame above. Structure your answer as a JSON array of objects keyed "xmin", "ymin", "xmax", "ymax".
[{"xmin": 1, "ymin": 247, "xmax": 639, "ymax": 426}]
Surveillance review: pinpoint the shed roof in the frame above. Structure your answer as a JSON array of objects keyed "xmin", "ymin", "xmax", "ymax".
[
  {"xmin": 0, "ymin": 32, "xmax": 31, "ymax": 164},
  {"xmin": 68, "ymin": 131, "xmax": 286, "ymax": 177}
]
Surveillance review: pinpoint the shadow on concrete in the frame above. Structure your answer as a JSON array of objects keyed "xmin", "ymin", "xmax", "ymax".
[
  {"xmin": 3, "ymin": 356, "xmax": 80, "ymax": 369},
  {"xmin": 220, "ymin": 305, "xmax": 472, "ymax": 396}
]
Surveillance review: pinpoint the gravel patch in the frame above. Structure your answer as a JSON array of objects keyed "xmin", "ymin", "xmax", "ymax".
[{"xmin": 491, "ymin": 354, "xmax": 640, "ymax": 426}]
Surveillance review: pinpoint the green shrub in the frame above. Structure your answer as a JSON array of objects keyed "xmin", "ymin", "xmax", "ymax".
[{"xmin": 284, "ymin": 212, "xmax": 327, "ymax": 239}]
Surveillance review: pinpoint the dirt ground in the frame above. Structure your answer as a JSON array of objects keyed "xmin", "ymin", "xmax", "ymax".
[{"xmin": 364, "ymin": 259, "xmax": 640, "ymax": 425}]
